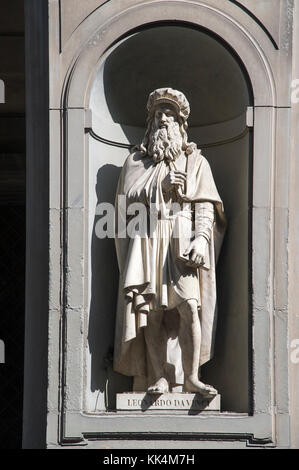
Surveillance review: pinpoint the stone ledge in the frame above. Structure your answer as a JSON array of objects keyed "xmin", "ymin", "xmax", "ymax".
[{"xmin": 117, "ymin": 393, "xmax": 221, "ymax": 412}]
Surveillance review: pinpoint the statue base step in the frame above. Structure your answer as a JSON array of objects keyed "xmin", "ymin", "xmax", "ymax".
[{"xmin": 116, "ymin": 392, "xmax": 220, "ymax": 412}]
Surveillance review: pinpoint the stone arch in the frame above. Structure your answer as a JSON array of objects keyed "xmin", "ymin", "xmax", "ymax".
[{"xmin": 61, "ymin": 0, "xmax": 277, "ymax": 109}]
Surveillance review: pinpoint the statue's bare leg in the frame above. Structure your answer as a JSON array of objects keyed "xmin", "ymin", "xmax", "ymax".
[
  {"xmin": 144, "ymin": 310, "xmax": 169, "ymax": 394},
  {"xmin": 177, "ymin": 299, "xmax": 217, "ymax": 397}
]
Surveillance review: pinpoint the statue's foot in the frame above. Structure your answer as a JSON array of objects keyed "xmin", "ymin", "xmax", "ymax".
[
  {"xmin": 147, "ymin": 377, "xmax": 169, "ymax": 394},
  {"xmin": 184, "ymin": 377, "xmax": 217, "ymax": 397}
]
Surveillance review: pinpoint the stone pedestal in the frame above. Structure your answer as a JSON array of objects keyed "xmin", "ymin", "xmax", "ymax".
[{"xmin": 117, "ymin": 393, "xmax": 221, "ymax": 412}]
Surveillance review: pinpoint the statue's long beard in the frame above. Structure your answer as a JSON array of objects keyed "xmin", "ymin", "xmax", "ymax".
[{"xmin": 148, "ymin": 123, "xmax": 183, "ymax": 163}]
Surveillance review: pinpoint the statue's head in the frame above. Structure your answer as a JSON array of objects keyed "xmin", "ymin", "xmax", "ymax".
[{"xmin": 140, "ymin": 88, "xmax": 196, "ymax": 162}]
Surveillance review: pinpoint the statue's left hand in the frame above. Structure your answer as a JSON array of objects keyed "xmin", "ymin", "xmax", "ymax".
[{"xmin": 184, "ymin": 236, "xmax": 207, "ymax": 268}]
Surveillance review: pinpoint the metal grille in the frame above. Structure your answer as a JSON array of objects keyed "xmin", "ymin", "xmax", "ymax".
[{"xmin": 0, "ymin": 205, "xmax": 25, "ymax": 449}]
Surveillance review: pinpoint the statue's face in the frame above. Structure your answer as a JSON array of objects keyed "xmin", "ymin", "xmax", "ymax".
[
  {"xmin": 152, "ymin": 103, "xmax": 179, "ymax": 131},
  {"xmin": 147, "ymin": 103, "xmax": 183, "ymax": 162}
]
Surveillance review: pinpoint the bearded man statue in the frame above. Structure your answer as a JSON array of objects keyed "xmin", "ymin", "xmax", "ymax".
[{"xmin": 113, "ymin": 88, "xmax": 226, "ymax": 397}]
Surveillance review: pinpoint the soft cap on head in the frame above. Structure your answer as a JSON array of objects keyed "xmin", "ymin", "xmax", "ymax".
[{"xmin": 147, "ymin": 88, "xmax": 190, "ymax": 121}]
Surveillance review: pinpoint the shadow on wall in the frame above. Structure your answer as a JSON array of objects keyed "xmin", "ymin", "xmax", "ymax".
[
  {"xmin": 88, "ymin": 163, "xmax": 132, "ymax": 411},
  {"xmin": 102, "ymin": 26, "xmax": 250, "ymax": 129}
]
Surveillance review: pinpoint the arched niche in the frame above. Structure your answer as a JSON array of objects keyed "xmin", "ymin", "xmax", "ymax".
[
  {"xmin": 86, "ymin": 23, "xmax": 252, "ymax": 413},
  {"xmin": 59, "ymin": 0, "xmax": 279, "ymax": 443}
]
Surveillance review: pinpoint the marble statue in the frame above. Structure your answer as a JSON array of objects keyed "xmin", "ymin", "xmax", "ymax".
[{"xmin": 113, "ymin": 88, "xmax": 226, "ymax": 397}]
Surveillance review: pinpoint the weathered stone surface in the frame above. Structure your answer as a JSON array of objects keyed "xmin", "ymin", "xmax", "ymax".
[
  {"xmin": 232, "ymin": 0, "xmax": 281, "ymax": 47},
  {"xmin": 60, "ymin": 0, "xmax": 107, "ymax": 47},
  {"xmin": 117, "ymin": 393, "xmax": 221, "ymax": 412}
]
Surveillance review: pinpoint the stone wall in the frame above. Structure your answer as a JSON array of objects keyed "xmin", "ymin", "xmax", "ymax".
[{"xmin": 23, "ymin": 0, "xmax": 299, "ymax": 448}]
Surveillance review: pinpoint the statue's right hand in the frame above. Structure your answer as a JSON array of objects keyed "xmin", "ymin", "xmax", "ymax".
[{"xmin": 162, "ymin": 170, "xmax": 186, "ymax": 192}]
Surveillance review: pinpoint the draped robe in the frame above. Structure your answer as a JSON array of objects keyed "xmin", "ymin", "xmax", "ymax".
[{"xmin": 113, "ymin": 147, "xmax": 226, "ymax": 388}]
